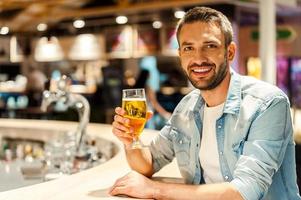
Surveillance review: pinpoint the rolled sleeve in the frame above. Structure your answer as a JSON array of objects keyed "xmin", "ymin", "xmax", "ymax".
[
  {"xmin": 149, "ymin": 124, "xmax": 175, "ymax": 173},
  {"xmin": 230, "ymin": 96, "xmax": 293, "ymax": 200}
]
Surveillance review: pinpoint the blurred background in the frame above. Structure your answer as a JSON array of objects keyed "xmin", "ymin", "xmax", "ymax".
[
  {"xmin": 0, "ymin": 0, "xmax": 301, "ymax": 192},
  {"xmin": 0, "ymin": 0, "xmax": 300, "ymax": 129}
]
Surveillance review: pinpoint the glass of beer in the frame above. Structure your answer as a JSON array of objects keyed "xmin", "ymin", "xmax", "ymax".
[{"xmin": 122, "ymin": 88, "xmax": 147, "ymax": 149}]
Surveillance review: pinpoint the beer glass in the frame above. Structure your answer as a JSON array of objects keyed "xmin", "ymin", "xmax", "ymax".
[{"xmin": 122, "ymin": 88, "xmax": 147, "ymax": 149}]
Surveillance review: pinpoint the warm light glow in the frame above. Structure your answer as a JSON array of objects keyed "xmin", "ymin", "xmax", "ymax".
[
  {"xmin": 0, "ymin": 27, "xmax": 9, "ymax": 35},
  {"xmin": 10, "ymin": 36, "xmax": 24, "ymax": 62},
  {"xmin": 34, "ymin": 36, "xmax": 64, "ymax": 62},
  {"xmin": 174, "ymin": 10, "xmax": 185, "ymax": 19},
  {"xmin": 37, "ymin": 23, "xmax": 47, "ymax": 31},
  {"xmin": 73, "ymin": 19, "xmax": 85, "ymax": 29},
  {"xmin": 247, "ymin": 57, "xmax": 262, "ymax": 79},
  {"xmin": 152, "ymin": 21, "xmax": 162, "ymax": 29},
  {"xmin": 116, "ymin": 16, "xmax": 128, "ymax": 24},
  {"xmin": 69, "ymin": 34, "xmax": 101, "ymax": 60}
]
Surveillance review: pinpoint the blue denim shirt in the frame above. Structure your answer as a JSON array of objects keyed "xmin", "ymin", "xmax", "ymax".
[{"xmin": 149, "ymin": 70, "xmax": 301, "ymax": 200}]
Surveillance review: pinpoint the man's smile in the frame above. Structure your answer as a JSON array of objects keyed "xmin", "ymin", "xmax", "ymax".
[{"xmin": 189, "ymin": 64, "xmax": 214, "ymax": 78}]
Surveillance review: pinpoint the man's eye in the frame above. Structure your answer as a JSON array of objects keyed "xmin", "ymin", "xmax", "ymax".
[
  {"xmin": 183, "ymin": 46, "xmax": 193, "ymax": 51},
  {"xmin": 206, "ymin": 44, "xmax": 217, "ymax": 48}
]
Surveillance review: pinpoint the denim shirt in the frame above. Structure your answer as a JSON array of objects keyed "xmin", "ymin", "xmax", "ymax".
[{"xmin": 149, "ymin": 70, "xmax": 301, "ymax": 200}]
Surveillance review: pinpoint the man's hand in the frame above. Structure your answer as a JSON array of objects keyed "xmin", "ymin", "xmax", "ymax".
[
  {"xmin": 112, "ymin": 107, "xmax": 153, "ymax": 148},
  {"xmin": 109, "ymin": 171, "xmax": 244, "ymax": 200},
  {"xmin": 109, "ymin": 171, "xmax": 157, "ymax": 199}
]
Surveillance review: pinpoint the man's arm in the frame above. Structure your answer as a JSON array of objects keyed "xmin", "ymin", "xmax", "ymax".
[
  {"xmin": 154, "ymin": 181, "xmax": 243, "ymax": 200},
  {"xmin": 230, "ymin": 96, "xmax": 293, "ymax": 199},
  {"xmin": 112, "ymin": 107, "xmax": 154, "ymax": 177},
  {"xmin": 124, "ymin": 148, "xmax": 153, "ymax": 177},
  {"xmin": 109, "ymin": 171, "xmax": 243, "ymax": 200}
]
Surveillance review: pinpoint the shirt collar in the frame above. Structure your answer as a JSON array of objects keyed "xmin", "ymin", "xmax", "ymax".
[
  {"xmin": 223, "ymin": 69, "xmax": 241, "ymax": 115},
  {"xmin": 195, "ymin": 68, "xmax": 241, "ymax": 115}
]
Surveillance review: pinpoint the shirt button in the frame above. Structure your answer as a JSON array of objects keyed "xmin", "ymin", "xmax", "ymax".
[
  {"xmin": 179, "ymin": 140, "xmax": 183, "ymax": 144},
  {"xmin": 225, "ymin": 175, "xmax": 229, "ymax": 180},
  {"xmin": 219, "ymin": 151, "xmax": 223, "ymax": 155},
  {"xmin": 218, "ymin": 125, "xmax": 222, "ymax": 129}
]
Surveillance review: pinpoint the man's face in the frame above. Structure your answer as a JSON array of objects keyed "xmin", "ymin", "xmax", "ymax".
[{"xmin": 178, "ymin": 22, "xmax": 232, "ymax": 90}]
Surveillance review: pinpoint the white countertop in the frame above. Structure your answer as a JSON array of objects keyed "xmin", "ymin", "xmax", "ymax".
[{"xmin": 0, "ymin": 119, "xmax": 181, "ymax": 200}]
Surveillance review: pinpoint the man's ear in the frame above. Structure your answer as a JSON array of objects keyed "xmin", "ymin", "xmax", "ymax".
[{"xmin": 227, "ymin": 42, "xmax": 236, "ymax": 61}]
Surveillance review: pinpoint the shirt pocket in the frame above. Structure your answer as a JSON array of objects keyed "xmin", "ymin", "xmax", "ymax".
[
  {"xmin": 232, "ymin": 138, "xmax": 246, "ymax": 157},
  {"xmin": 230, "ymin": 125, "xmax": 249, "ymax": 157},
  {"xmin": 173, "ymin": 130, "xmax": 191, "ymax": 167}
]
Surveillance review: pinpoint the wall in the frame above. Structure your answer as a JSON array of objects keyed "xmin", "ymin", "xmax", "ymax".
[{"xmin": 238, "ymin": 23, "xmax": 301, "ymax": 74}]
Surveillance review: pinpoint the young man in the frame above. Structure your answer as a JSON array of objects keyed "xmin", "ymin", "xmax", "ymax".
[{"xmin": 110, "ymin": 7, "xmax": 301, "ymax": 200}]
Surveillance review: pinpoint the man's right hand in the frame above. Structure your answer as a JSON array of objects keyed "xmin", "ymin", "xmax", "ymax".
[
  {"xmin": 112, "ymin": 107, "xmax": 152, "ymax": 148},
  {"xmin": 112, "ymin": 107, "xmax": 133, "ymax": 148}
]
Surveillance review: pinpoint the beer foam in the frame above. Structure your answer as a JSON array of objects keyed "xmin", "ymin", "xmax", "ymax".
[{"xmin": 123, "ymin": 98, "xmax": 146, "ymax": 101}]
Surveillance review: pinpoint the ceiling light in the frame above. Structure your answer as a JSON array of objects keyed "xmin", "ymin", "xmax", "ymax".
[
  {"xmin": 37, "ymin": 23, "xmax": 47, "ymax": 31},
  {"xmin": 116, "ymin": 16, "xmax": 128, "ymax": 24},
  {"xmin": 73, "ymin": 19, "xmax": 85, "ymax": 29},
  {"xmin": 0, "ymin": 27, "xmax": 9, "ymax": 35},
  {"xmin": 152, "ymin": 20, "xmax": 162, "ymax": 29},
  {"xmin": 174, "ymin": 10, "xmax": 185, "ymax": 19}
]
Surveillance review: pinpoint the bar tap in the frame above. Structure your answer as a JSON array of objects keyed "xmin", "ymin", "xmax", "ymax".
[{"xmin": 41, "ymin": 75, "xmax": 90, "ymax": 153}]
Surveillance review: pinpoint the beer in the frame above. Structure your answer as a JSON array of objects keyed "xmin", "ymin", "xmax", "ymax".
[
  {"xmin": 122, "ymin": 98, "xmax": 147, "ymax": 138},
  {"xmin": 122, "ymin": 88, "xmax": 146, "ymax": 149}
]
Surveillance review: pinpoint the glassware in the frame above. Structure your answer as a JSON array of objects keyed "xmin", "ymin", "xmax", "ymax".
[
  {"xmin": 44, "ymin": 131, "xmax": 76, "ymax": 180},
  {"xmin": 122, "ymin": 88, "xmax": 147, "ymax": 149}
]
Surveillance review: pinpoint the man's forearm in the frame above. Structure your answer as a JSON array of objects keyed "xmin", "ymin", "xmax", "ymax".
[
  {"xmin": 125, "ymin": 147, "xmax": 153, "ymax": 177},
  {"xmin": 153, "ymin": 182, "xmax": 243, "ymax": 200}
]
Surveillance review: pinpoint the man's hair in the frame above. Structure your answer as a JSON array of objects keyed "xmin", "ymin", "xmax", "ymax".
[{"xmin": 176, "ymin": 7, "xmax": 233, "ymax": 47}]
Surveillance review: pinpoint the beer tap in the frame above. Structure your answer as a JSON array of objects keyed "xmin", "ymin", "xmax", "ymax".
[{"xmin": 41, "ymin": 75, "xmax": 90, "ymax": 153}]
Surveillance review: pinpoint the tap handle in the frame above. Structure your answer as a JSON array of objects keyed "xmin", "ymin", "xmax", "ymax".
[
  {"xmin": 41, "ymin": 90, "xmax": 51, "ymax": 112},
  {"xmin": 57, "ymin": 75, "xmax": 71, "ymax": 92}
]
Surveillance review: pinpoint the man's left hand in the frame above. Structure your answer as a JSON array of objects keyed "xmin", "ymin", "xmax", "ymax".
[{"xmin": 109, "ymin": 171, "xmax": 157, "ymax": 199}]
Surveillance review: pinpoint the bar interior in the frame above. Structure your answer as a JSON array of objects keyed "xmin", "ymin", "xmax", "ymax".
[{"xmin": 0, "ymin": 0, "xmax": 301, "ymax": 199}]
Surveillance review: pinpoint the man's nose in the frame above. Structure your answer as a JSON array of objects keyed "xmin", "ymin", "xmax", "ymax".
[{"xmin": 192, "ymin": 48, "xmax": 207, "ymax": 64}]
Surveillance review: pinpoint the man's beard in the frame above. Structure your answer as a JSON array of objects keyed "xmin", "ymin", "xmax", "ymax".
[{"xmin": 186, "ymin": 55, "xmax": 228, "ymax": 91}]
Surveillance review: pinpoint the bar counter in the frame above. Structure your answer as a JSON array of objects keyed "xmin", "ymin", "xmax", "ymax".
[{"xmin": 0, "ymin": 119, "xmax": 181, "ymax": 200}]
